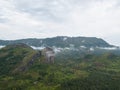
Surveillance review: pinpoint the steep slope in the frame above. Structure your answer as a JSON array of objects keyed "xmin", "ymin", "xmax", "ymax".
[
  {"xmin": 0, "ymin": 43, "xmax": 41, "ymax": 75},
  {"xmin": 0, "ymin": 36, "xmax": 113, "ymax": 48}
]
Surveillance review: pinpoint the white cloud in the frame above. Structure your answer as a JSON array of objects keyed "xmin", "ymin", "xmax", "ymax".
[{"xmin": 0, "ymin": 0, "xmax": 120, "ymax": 45}]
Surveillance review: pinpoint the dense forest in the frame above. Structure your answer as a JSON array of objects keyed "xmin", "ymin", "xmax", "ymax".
[{"xmin": 0, "ymin": 44, "xmax": 120, "ymax": 90}]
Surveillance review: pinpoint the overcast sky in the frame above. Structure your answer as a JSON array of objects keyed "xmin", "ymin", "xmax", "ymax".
[{"xmin": 0, "ymin": 0, "xmax": 120, "ymax": 46}]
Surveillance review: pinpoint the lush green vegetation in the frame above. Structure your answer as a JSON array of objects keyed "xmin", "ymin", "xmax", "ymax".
[{"xmin": 0, "ymin": 45, "xmax": 120, "ymax": 90}]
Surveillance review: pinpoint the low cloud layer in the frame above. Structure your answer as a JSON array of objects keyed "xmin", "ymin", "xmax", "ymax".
[{"xmin": 0, "ymin": 0, "xmax": 120, "ymax": 45}]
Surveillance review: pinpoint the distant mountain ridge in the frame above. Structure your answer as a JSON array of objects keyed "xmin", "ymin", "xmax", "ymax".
[{"xmin": 0, "ymin": 36, "xmax": 114, "ymax": 48}]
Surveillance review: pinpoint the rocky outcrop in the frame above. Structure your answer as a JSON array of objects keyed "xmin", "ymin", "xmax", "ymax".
[{"xmin": 42, "ymin": 47, "xmax": 55, "ymax": 64}]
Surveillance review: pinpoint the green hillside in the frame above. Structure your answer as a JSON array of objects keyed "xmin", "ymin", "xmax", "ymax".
[
  {"xmin": 0, "ymin": 44, "xmax": 120, "ymax": 90},
  {"xmin": 0, "ymin": 43, "xmax": 41, "ymax": 75}
]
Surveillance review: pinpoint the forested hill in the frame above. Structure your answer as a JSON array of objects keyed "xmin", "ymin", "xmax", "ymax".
[
  {"xmin": 0, "ymin": 36, "xmax": 114, "ymax": 48},
  {"xmin": 0, "ymin": 43, "xmax": 120, "ymax": 90}
]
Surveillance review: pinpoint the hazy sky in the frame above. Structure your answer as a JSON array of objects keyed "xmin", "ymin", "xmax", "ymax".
[{"xmin": 0, "ymin": 0, "xmax": 120, "ymax": 45}]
